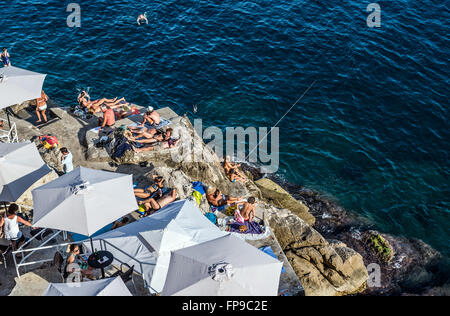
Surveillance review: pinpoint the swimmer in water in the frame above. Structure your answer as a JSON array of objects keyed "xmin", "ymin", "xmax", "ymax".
[{"xmin": 137, "ymin": 13, "xmax": 148, "ymax": 25}]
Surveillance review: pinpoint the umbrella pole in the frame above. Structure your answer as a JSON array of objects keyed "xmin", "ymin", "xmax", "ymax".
[
  {"xmin": 6, "ymin": 110, "xmax": 11, "ymax": 129},
  {"xmin": 3, "ymin": 202, "xmax": 7, "ymax": 212},
  {"xmin": 90, "ymin": 237, "xmax": 94, "ymax": 253}
]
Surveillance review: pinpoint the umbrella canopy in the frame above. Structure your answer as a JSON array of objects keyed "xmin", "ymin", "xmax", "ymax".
[
  {"xmin": 162, "ymin": 234, "xmax": 283, "ymax": 296},
  {"xmin": 90, "ymin": 199, "xmax": 228, "ymax": 293},
  {"xmin": 32, "ymin": 167, "xmax": 138, "ymax": 236},
  {"xmin": 0, "ymin": 66, "xmax": 47, "ymax": 110},
  {"xmin": 0, "ymin": 142, "xmax": 51, "ymax": 202},
  {"xmin": 42, "ymin": 277, "xmax": 132, "ymax": 296}
]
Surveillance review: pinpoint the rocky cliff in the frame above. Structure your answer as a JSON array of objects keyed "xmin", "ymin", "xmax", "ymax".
[{"xmin": 8, "ymin": 104, "xmax": 372, "ymax": 296}]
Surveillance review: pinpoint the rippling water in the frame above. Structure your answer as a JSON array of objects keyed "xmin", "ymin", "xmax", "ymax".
[{"xmin": 2, "ymin": 1, "xmax": 449, "ymax": 255}]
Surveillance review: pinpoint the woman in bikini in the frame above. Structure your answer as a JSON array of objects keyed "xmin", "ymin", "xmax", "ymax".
[
  {"xmin": 134, "ymin": 175, "xmax": 165, "ymax": 199},
  {"xmin": 80, "ymin": 96, "xmax": 128, "ymax": 113}
]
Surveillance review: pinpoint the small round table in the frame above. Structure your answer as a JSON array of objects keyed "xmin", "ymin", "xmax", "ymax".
[{"xmin": 88, "ymin": 251, "xmax": 114, "ymax": 279}]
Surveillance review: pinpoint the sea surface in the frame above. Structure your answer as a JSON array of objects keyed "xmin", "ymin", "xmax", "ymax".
[{"xmin": 1, "ymin": 1, "xmax": 449, "ymax": 255}]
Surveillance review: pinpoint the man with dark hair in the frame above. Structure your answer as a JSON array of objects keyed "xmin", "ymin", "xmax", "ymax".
[
  {"xmin": 4, "ymin": 204, "xmax": 34, "ymax": 250},
  {"xmin": 60, "ymin": 147, "xmax": 73, "ymax": 174}
]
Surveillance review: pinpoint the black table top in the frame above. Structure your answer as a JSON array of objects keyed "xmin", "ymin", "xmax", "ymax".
[{"xmin": 88, "ymin": 250, "xmax": 114, "ymax": 269}]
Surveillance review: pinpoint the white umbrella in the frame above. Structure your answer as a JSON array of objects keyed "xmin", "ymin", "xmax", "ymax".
[
  {"xmin": 161, "ymin": 234, "xmax": 283, "ymax": 296},
  {"xmin": 42, "ymin": 277, "xmax": 132, "ymax": 296},
  {"xmin": 31, "ymin": 167, "xmax": 138, "ymax": 238},
  {"xmin": 90, "ymin": 199, "xmax": 228, "ymax": 293},
  {"xmin": 0, "ymin": 66, "xmax": 46, "ymax": 110},
  {"xmin": 0, "ymin": 141, "xmax": 51, "ymax": 202}
]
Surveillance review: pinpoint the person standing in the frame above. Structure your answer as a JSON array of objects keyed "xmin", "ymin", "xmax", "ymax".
[
  {"xmin": 60, "ymin": 147, "xmax": 74, "ymax": 174},
  {"xmin": 36, "ymin": 90, "xmax": 49, "ymax": 123},
  {"xmin": 4, "ymin": 204, "xmax": 34, "ymax": 250},
  {"xmin": 1, "ymin": 48, "xmax": 11, "ymax": 67}
]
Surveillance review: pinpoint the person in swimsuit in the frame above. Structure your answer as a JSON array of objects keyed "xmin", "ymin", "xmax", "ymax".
[
  {"xmin": 206, "ymin": 187, "xmax": 241, "ymax": 207},
  {"xmin": 228, "ymin": 169, "xmax": 248, "ymax": 183},
  {"xmin": 66, "ymin": 244, "xmax": 96, "ymax": 280},
  {"xmin": 134, "ymin": 175, "xmax": 165, "ymax": 199},
  {"xmin": 35, "ymin": 90, "xmax": 49, "ymax": 123},
  {"xmin": 77, "ymin": 90, "xmax": 90, "ymax": 104},
  {"xmin": 140, "ymin": 188, "xmax": 177, "ymax": 215},
  {"xmin": 235, "ymin": 197, "xmax": 257, "ymax": 222},
  {"xmin": 224, "ymin": 156, "xmax": 247, "ymax": 183},
  {"xmin": 128, "ymin": 106, "xmax": 161, "ymax": 136},
  {"xmin": 79, "ymin": 96, "xmax": 128, "ymax": 113},
  {"xmin": 137, "ymin": 13, "xmax": 148, "ymax": 25},
  {"xmin": 131, "ymin": 137, "xmax": 181, "ymax": 153},
  {"xmin": 125, "ymin": 128, "xmax": 174, "ymax": 145},
  {"xmin": 1, "ymin": 48, "xmax": 11, "ymax": 67}
]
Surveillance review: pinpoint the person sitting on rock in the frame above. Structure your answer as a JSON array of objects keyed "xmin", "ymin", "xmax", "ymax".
[
  {"xmin": 206, "ymin": 187, "xmax": 241, "ymax": 207},
  {"xmin": 224, "ymin": 156, "xmax": 247, "ymax": 183},
  {"xmin": 227, "ymin": 169, "xmax": 248, "ymax": 183},
  {"xmin": 134, "ymin": 175, "xmax": 165, "ymax": 199},
  {"xmin": 235, "ymin": 197, "xmax": 257, "ymax": 222},
  {"xmin": 140, "ymin": 188, "xmax": 177, "ymax": 216},
  {"xmin": 128, "ymin": 106, "xmax": 160, "ymax": 136}
]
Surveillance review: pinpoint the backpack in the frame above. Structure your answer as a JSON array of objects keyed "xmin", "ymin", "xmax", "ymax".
[{"xmin": 39, "ymin": 135, "xmax": 59, "ymax": 150}]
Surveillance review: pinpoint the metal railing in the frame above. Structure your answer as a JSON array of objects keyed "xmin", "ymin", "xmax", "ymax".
[
  {"xmin": 0, "ymin": 118, "xmax": 18, "ymax": 143},
  {"xmin": 12, "ymin": 234, "xmax": 156, "ymax": 293}
]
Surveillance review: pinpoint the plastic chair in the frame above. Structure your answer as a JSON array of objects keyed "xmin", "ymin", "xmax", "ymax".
[{"xmin": 111, "ymin": 263, "xmax": 137, "ymax": 293}]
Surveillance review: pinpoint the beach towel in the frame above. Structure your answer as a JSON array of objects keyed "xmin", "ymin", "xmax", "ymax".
[
  {"xmin": 191, "ymin": 181, "xmax": 206, "ymax": 195},
  {"xmin": 192, "ymin": 190, "xmax": 203, "ymax": 206},
  {"xmin": 229, "ymin": 220, "xmax": 264, "ymax": 235}
]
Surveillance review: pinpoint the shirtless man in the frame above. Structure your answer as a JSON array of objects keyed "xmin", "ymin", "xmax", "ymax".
[
  {"xmin": 137, "ymin": 13, "xmax": 148, "ymax": 25},
  {"xmin": 236, "ymin": 197, "xmax": 257, "ymax": 222},
  {"xmin": 206, "ymin": 187, "xmax": 241, "ymax": 207},
  {"xmin": 140, "ymin": 188, "xmax": 177, "ymax": 215},
  {"xmin": 128, "ymin": 106, "xmax": 160, "ymax": 137}
]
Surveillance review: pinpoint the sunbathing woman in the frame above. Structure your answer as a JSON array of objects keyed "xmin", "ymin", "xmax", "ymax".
[
  {"xmin": 134, "ymin": 175, "xmax": 165, "ymax": 199},
  {"xmin": 80, "ymin": 97, "xmax": 128, "ymax": 113},
  {"xmin": 131, "ymin": 137, "xmax": 181, "ymax": 153},
  {"xmin": 140, "ymin": 188, "xmax": 177, "ymax": 215}
]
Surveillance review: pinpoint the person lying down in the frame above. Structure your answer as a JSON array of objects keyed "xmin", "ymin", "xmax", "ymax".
[
  {"xmin": 134, "ymin": 175, "xmax": 165, "ymax": 199},
  {"xmin": 124, "ymin": 129, "xmax": 181, "ymax": 153},
  {"xmin": 139, "ymin": 188, "xmax": 177, "ymax": 216}
]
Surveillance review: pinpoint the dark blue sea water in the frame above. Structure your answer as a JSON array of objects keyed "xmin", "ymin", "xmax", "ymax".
[{"xmin": 2, "ymin": 1, "xmax": 449, "ymax": 255}]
